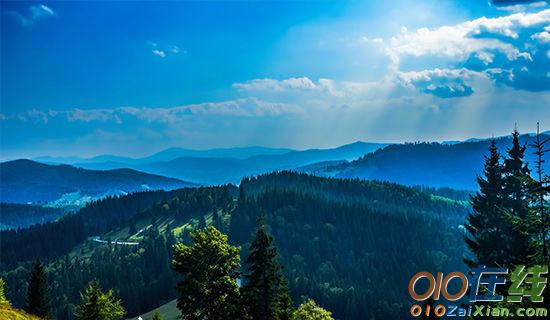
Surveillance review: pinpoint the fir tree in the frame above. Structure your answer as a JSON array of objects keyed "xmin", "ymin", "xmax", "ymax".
[
  {"xmin": 74, "ymin": 280, "xmax": 125, "ymax": 320},
  {"xmin": 502, "ymin": 129, "xmax": 533, "ymax": 264},
  {"xmin": 242, "ymin": 212, "xmax": 287, "ymax": 320},
  {"xmin": 464, "ymin": 139, "xmax": 509, "ymax": 266},
  {"xmin": 172, "ymin": 226, "xmax": 241, "ymax": 320},
  {"xmin": 25, "ymin": 260, "xmax": 51, "ymax": 318},
  {"xmin": 528, "ymin": 123, "xmax": 550, "ymax": 264},
  {"xmin": 277, "ymin": 277, "xmax": 294, "ymax": 320}
]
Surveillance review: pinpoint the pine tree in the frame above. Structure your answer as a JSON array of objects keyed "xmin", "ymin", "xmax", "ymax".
[
  {"xmin": 172, "ymin": 226, "xmax": 241, "ymax": 320},
  {"xmin": 74, "ymin": 280, "xmax": 125, "ymax": 320},
  {"xmin": 25, "ymin": 260, "xmax": 51, "ymax": 318},
  {"xmin": 502, "ymin": 129, "xmax": 533, "ymax": 264},
  {"xmin": 242, "ymin": 212, "xmax": 288, "ymax": 320},
  {"xmin": 464, "ymin": 139, "xmax": 508, "ymax": 266}
]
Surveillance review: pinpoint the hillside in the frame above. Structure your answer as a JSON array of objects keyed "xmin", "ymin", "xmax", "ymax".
[
  {"xmin": 299, "ymin": 133, "xmax": 550, "ymax": 190},
  {"xmin": 0, "ymin": 159, "xmax": 195, "ymax": 204},
  {"xmin": 1, "ymin": 172, "xmax": 468, "ymax": 319}
]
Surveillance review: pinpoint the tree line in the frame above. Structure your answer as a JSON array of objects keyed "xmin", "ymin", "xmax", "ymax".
[{"xmin": 464, "ymin": 126, "xmax": 549, "ymax": 312}]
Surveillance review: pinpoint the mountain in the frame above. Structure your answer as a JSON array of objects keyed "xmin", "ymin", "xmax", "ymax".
[
  {"xmin": 298, "ymin": 133, "xmax": 550, "ymax": 190},
  {"xmin": 0, "ymin": 159, "xmax": 195, "ymax": 204},
  {"xmin": 75, "ymin": 141, "xmax": 387, "ymax": 184},
  {"xmin": 34, "ymin": 146, "xmax": 293, "ymax": 165}
]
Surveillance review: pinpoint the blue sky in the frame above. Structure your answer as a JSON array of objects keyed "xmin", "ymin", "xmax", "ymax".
[{"xmin": 1, "ymin": 0, "xmax": 549, "ymax": 159}]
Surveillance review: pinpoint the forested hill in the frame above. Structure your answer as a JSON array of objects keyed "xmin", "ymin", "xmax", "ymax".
[
  {"xmin": 0, "ymin": 159, "xmax": 195, "ymax": 204},
  {"xmin": 1, "ymin": 172, "xmax": 469, "ymax": 319},
  {"xmin": 299, "ymin": 133, "xmax": 549, "ymax": 190}
]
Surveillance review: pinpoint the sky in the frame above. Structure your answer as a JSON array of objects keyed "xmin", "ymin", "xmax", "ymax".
[{"xmin": 1, "ymin": 0, "xmax": 550, "ymax": 159}]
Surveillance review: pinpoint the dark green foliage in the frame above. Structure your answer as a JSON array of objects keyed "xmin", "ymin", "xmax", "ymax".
[
  {"xmin": 502, "ymin": 129, "xmax": 533, "ymax": 264},
  {"xmin": 242, "ymin": 213, "xmax": 288, "ymax": 320},
  {"xmin": 172, "ymin": 226, "xmax": 241, "ymax": 320},
  {"xmin": 0, "ymin": 203, "xmax": 66, "ymax": 230},
  {"xmin": 2, "ymin": 173, "xmax": 467, "ymax": 320},
  {"xmin": 74, "ymin": 281, "xmax": 125, "ymax": 320},
  {"xmin": 527, "ymin": 126, "xmax": 550, "ymax": 264},
  {"xmin": 277, "ymin": 277, "xmax": 293, "ymax": 320},
  {"xmin": 0, "ymin": 190, "xmax": 171, "ymax": 269},
  {"xmin": 232, "ymin": 172, "xmax": 468, "ymax": 319},
  {"xmin": 464, "ymin": 139, "xmax": 510, "ymax": 266},
  {"xmin": 25, "ymin": 260, "xmax": 51, "ymax": 318}
]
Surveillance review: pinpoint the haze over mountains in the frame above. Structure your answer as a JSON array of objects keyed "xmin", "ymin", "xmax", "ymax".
[
  {"xmin": 37, "ymin": 142, "xmax": 388, "ymax": 184},
  {"xmin": 2, "ymin": 132, "xmax": 547, "ymax": 210}
]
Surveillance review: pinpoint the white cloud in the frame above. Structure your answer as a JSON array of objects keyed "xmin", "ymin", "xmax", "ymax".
[
  {"xmin": 30, "ymin": 4, "xmax": 55, "ymax": 19},
  {"xmin": 386, "ymin": 9, "xmax": 550, "ymax": 69},
  {"xmin": 360, "ymin": 36, "xmax": 384, "ymax": 44},
  {"xmin": 20, "ymin": 98, "xmax": 302, "ymax": 125},
  {"xmin": 233, "ymin": 77, "xmax": 317, "ymax": 92},
  {"xmin": 148, "ymin": 42, "xmax": 183, "ymax": 57},
  {"xmin": 496, "ymin": 1, "xmax": 547, "ymax": 13},
  {"xmin": 152, "ymin": 49, "xmax": 166, "ymax": 58},
  {"xmin": 5, "ymin": 4, "xmax": 55, "ymax": 26},
  {"xmin": 170, "ymin": 45, "xmax": 181, "ymax": 53},
  {"xmin": 532, "ymin": 30, "xmax": 550, "ymax": 42}
]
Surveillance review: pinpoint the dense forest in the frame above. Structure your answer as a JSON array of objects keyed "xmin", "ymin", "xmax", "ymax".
[
  {"xmin": 0, "ymin": 203, "xmax": 66, "ymax": 230},
  {"xmin": 0, "ymin": 129, "xmax": 547, "ymax": 319},
  {"xmin": 1, "ymin": 168, "xmax": 468, "ymax": 319}
]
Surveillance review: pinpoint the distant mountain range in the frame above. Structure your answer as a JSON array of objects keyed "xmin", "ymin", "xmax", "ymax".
[
  {"xmin": 298, "ymin": 133, "xmax": 550, "ymax": 190},
  {"xmin": 6, "ymin": 133, "xmax": 548, "ymax": 203},
  {"xmin": 34, "ymin": 146, "xmax": 294, "ymax": 165},
  {"xmin": 0, "ymin": 159, "xmax": 195, "ymax": 204},
  {"xmin": 54, "ymin": 142, "xmax": 387, "ymax": 184}
]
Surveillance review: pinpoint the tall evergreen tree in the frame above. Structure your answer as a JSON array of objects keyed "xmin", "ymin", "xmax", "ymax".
[
  {"xmin": 25, "ymin": 260, "xmax": 51, "ymax": 318},
  {"xmin": 528, "ymin": 123, "xmax": 550, "ymax": 264},
  {"xmin": 172, "ymin": 226, "xmax": 241, "ymax": 320},
  {"xmin": 277, "ymin": 277, "xmax": 294, "ymax": 320},
  {"xmin": 74, "ymin": 281, "xmax": 125, "ymax": 320},
  {"xmin": 242, "ymin": 212, "xmax": 288, "ymax": 320},
  {"xmin": 502, "ymin": 129, "xmax": 533, "ymax": 264},
  {"xmin": 464, "ymin": 139, "xmax": 508, "ymax": 266}
]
